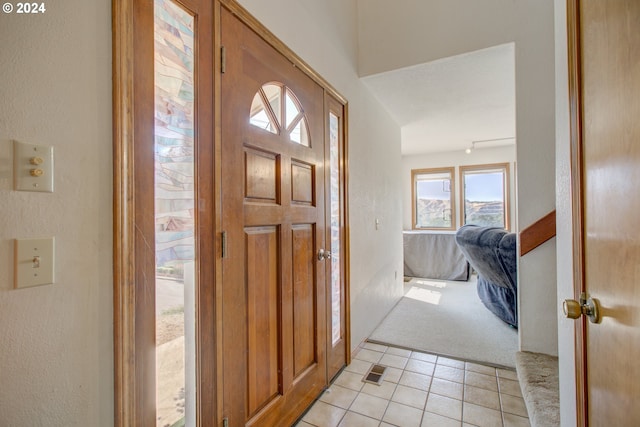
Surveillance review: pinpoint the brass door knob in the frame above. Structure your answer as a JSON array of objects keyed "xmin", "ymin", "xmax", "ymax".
[
  {"xmin": 563, "ymin": 294, "xmax": 601, "ymax": 324},
  {"xmin": 563, "ymin": 299, "xmax": 582, "ymax": 319}
]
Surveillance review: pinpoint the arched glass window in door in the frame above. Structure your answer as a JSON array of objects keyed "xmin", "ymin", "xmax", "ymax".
[{"xmin": 250, "ymin": 83, "xmax": 310, "ymax": 147}]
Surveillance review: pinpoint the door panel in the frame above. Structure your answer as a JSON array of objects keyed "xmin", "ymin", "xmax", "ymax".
[
  {"xmin": 220, "ymin": 6, "xmax": 327, "ymax": 425},
  {"xmin": 292, "ymin": 224, "xmax": 317, "ymax": 378},
  {"xmin": 246, "ymin": 226, "xmax": 280, "ymax": 416},
  {"xmin": 570, "ymin": 0, "xmax": 640, "ymax": 424}
]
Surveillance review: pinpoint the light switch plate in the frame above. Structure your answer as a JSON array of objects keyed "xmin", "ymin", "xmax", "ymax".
[
  {"xmin": 14, "ymin": 237, "xmax": 55, "ymax": 288},
  {"xmin": 14, "ymin": 140, "xmax": 54, "ymax": 192}
]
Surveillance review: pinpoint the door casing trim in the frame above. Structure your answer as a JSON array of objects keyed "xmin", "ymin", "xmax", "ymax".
[{"xmin": 566, "ymin": 0, "xmax": 588, "ymax": 425}]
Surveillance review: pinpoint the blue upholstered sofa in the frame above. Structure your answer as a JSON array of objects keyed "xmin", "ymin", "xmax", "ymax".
[{"xmin": 455, "ymin": 225, "xmax": 518, "ymax": 327}]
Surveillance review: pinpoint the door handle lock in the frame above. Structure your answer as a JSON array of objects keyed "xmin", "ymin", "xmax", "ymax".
[
  {"xmin": 563, "ymin": 292, "xmax": 601, "ymax": 324},
  {"xmin": 317, "ymin": 249, "xmax": 332, "ymax": 261}
]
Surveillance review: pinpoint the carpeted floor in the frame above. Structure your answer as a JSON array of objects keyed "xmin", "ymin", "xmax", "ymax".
[{"xmin": 368, "ymin": 276, "xmax": 518, "ymax": 368}]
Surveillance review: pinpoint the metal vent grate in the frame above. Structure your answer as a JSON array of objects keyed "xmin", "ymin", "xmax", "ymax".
[{"xmin": 362, "ymin": 364, "xmax": 387, "ymax": 385}]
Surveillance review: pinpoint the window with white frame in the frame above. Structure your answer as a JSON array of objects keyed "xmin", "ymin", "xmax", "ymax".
[
  {"xmin": 460, "ymin": 163, "xmax": 510, "ymax": 229},
  {"xmin": 411, "ymin": 167, "xmax": 455, "ymax": 230}
]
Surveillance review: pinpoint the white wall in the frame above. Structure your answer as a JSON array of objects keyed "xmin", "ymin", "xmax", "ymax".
[
  {"xmin": 237, "ymin": 0, "xmax": 405, "ymax": 351},
  {"xmin": 554, "ymin": 0, "xmax": 578, "ymax": 424},
  {"xmin": 401, "ymin": 145, "xmax": 517, "ymax": 231},
  {"xmin": 514, "ymin": 0, "xmax": 558, "ymax": 356},
  {"xmin": 0, "ymin": 1, "xmax": 113, "ymax": 425},
  {"xmin": 357, "ymin": 0, "xmax": 516, "ymax": 76}
]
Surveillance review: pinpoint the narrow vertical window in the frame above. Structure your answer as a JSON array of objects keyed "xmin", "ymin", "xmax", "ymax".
[
  {"xmin": 329, "ymin": 112, "xmax": 341, "ymax": 345},
  {"xmin": 154, "ymin": 1, "xmax": 196, "ymax": 425},
  {"xmin": 412, "ymin": 167, "xmax": 456, "ymax": 230},
  {"xmin": 460, "ymin": 163, "xmax": 510, "ymax": 229}
]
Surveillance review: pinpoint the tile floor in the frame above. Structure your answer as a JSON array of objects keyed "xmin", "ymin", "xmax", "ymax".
[{"xmin": 296, "ymin": 342, "xmax": 529, "ymax": 427}]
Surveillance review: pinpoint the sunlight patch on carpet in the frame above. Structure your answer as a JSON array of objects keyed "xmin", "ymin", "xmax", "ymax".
[
  {"xmin": 414, "ymin": 279, "xmax": 447, "ymax": 288},
  {"xmin": 405, "ymin": 286, "xmax": 441, "ymax": 305}
]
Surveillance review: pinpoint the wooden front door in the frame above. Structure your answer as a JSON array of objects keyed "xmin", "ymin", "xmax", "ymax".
[
  {"xmin": 569, "ymin": 0, "xmax": 640, "ymax": 424},
  {"xmin": 220, "ymin": 7, "xmax": 329, "ymax": 426}
]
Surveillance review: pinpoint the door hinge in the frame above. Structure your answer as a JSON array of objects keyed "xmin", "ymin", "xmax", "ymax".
[
  {"xmin": 222, "ymin": 417, "xmax": 229, "ymax": 427},
  {"xmin": 221, "ymin": 46, "xmax": 226, "ymax": 73},
  {"xmin": 221, "ymin": 231, "xmax": 227, "ymax": 258}
]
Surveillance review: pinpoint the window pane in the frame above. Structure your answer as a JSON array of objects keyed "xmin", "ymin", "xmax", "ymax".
[
  {"xmin": 154, "ymin": 0, "xmax": 195, "ymax": 425},
  {"xmin": 463, "ymin": 169, "xmax": 506, "ymax": 228},
  {"xmin": 414, "ymin": 170, "xmax": 453, "ymax": 228},
  {"xmin": 329, "ymin": 112, "xmax": 341, "ymax": 345},
  {"xmin": 262, "ymin": 84, "xmax": 282, "ymax": 126},
  {"xmin": 285, "ymin": 89, "xmax": 300, "ymax": 129},
  {"xmin": 250, "ymin": 92, "xmax": 278, "ymax": 134},
  {"xmin": 290, "ymin": 116, "xmax": 310, "ymax": 146}
]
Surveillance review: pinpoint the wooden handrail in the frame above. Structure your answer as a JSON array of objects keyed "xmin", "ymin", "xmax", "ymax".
[{"xmin": 519, "ymin": 210, "xmax": 556, "ymax": 256}]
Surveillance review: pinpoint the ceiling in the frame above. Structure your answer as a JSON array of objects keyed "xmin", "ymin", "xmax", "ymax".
[{"xmin": 361, "ymin": 43, "xmax": 516, "ymax": 156}]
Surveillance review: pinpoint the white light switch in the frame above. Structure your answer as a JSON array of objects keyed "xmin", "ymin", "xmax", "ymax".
[
  {"xmin": 14, "ymin": 140, "xmax": 54, "ymax": 192},
  {"xmin": 14, "ymin": 237, "xmax": 55, "ymax": 288}
]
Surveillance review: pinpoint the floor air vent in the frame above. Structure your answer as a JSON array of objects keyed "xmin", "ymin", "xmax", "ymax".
[{"xmin": 362, "ymin": 364, "xmax": 387, "ymax": 385}]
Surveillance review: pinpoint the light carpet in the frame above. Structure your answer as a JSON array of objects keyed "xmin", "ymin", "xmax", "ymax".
[{"xmin": 368, "ymin": 277, "xmax": 518, "ymax": 368}]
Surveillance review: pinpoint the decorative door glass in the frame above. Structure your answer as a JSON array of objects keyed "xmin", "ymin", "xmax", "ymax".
[
  {"xmin": 154, "ymin": 0, "xmax": 196, "ymax": 425},
  {"xmin": 329, "ymin": 112, "xmax": 341, "ymax": 345}
]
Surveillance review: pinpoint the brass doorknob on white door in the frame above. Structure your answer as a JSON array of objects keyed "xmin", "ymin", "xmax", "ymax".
[{"xmin": 563, "ymin": 293, "xmax": 602, "ymax": 324}]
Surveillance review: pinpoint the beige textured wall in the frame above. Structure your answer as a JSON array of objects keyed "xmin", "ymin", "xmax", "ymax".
[{"xmin": 0, "ymin": 0, "xmax": 113, "ymax": 425}]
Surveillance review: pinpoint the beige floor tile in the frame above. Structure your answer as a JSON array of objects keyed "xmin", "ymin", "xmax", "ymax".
[
  {"xmin": 498, "ymin": 377, "xmax": 523, "ymax": 397},
  {"xmin": 363, "ymin": 342, "xmax": 389, "ymax": 353},
  {"xmin": 464, "ymin": 371, "xmax": 498, "ymax": 392},
  {"xmin": 302, "ymin": 401, "xmax": 346, "ymax": 427},
  {"xmin": 425, "ymin": 393, "xmax": 462, "ymax": 421},
  {"xmin": 320, "ymin": 384, "xmax": 359, "ymax": 410},
  {"xmin": 465, "ymin": 362, "xmax": 497, "ymax": 376},
  {"xmin": 362, "ymin": 380, "xmax": 397, "ymax": 400},
  {"xmin": 382, "ymin": 366, "xmax": 403, "ymax": 383},
  {"xmin": 379, "ymin": 353, "xmax": 409, "ymax": 369},
  {"xmin": 349, "ymin": 392, "xmax": 389, "ymax": 420},
  {"xmin": 405, "ymin": 359, "xmax": 436, "ymax": 376},
  {"xmin": 385, "ymin": 347, "xmax": 413, "ymax": 358},
  {"xmin": 392, "ymin": 384, "xmax": 428, "ymax": 409},
  {"xmin": 462, "ymin": 402, "xmax": 503, "ymax": 427},
  {"xmin": 463, "ymin": 384, "xmax": 500, "ymax": 411},
  {"xmin": 334, "ymin": 371, "xmax": 365, "ymax": 392},
  {"xmin": 399, "ymin": 371, "xmax": 432, "ymax": 391},
  {"xmin": 433, "ymin": 365, "xmax": 465, "ymax": 384},
  {"xmin": 383, "ymin": 401, "xmax": 424, "ymax": 427},
  {"xmin": 338, "ymin": 411, "xmax": 380, "ymax": 427},
  {"xmin": 436, "ymin": 357, "xmax": 466, "ymax": 369},
  {"xmin": 345, "ymin": 359, "xmax": 373, "ymax": 375},
  {"xmin": 421, "ymin": 411, "xmax": 462, "ymax": 427},
  {"xmin": 356, "ymin": 348, "xmax": 384, "ymax": 364},
  {"xmin": 501, "ymin": 394, "xmax": 528, "ymax": 417},
  {"xmin": 430, "ymin": 378, "xmax": 464, "ymax": 400},
  {"xmin": 497, "ymin": 368, "xmax": 518, "ymax": 381},
  {"xmin": 503, "ymin": 412, "xmax": 531, "ymax": 427},
  {"xmin": 411, "ymin": 351, "xmax": 438, "ymax": 363},
  {"xmin": 302, "ymin": 344, "xmax": 530, "ymax": 427}
]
